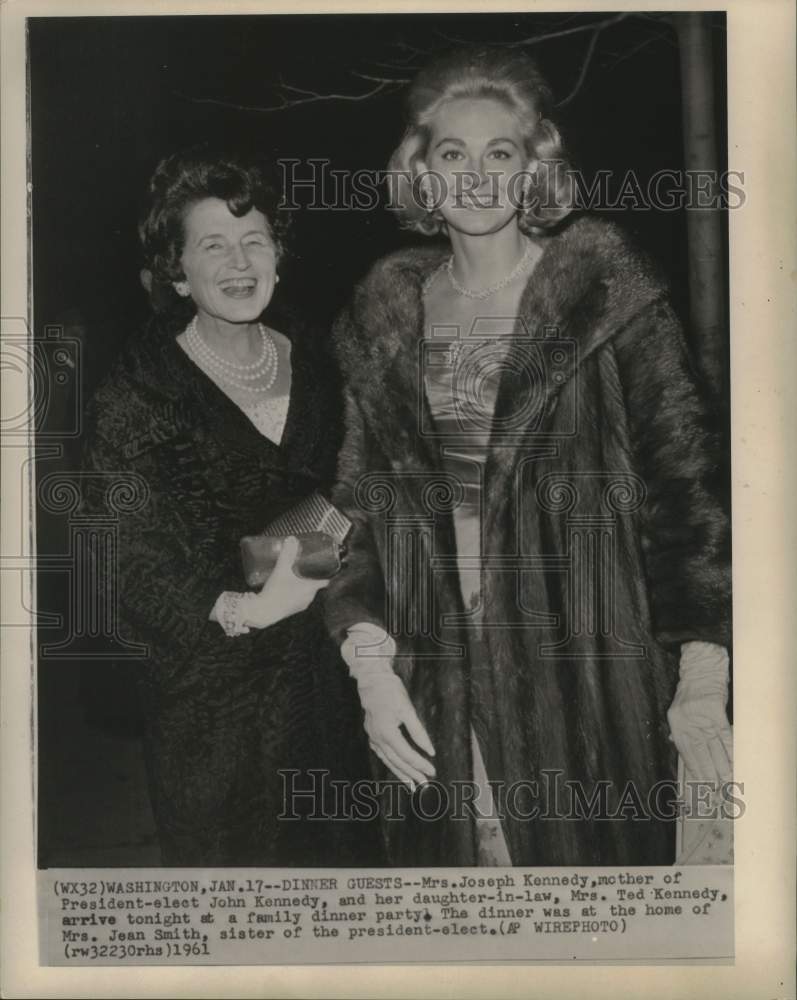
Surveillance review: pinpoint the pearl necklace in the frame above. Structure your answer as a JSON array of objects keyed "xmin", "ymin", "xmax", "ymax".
[
  {"xmin": 185, "ymin": 317, "xmax": 279, "ymax": 393},
  {"xmin": 445, "ymin": 240, "xmax": 536, "ymax": 300}
]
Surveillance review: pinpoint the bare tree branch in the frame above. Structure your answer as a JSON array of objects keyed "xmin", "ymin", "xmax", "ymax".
[
  {"xmin": 367, "ymin": 59, "xmax": 420, "ymax": 71},
  {"xmin": 604, "ymin": 34, "xmax": 663, "ymax": 71},
  {"xmin": 173, "ymin": 78, "xmax": 402, "ymax": 114},
  {"xmin": 174, "ymin": 12, "xmax": 657, "ymax": 114},
  {"xmin": 351, "ymin": 70, "xmax": 412, "ymax": 85},
  {"xmin": 389, "ymin": 39, "xmax": 434, "ymax": 59},
  {"xmin": 601, "ymin": 18, "xmax": 676, "ymax": 72},
  {"xmin": 556, "ymin": 23, "xmax": 604, "ymax": 107},
  {"xmin": 436, "ymin": 12, "xmax": 631, "ymax": 49}
]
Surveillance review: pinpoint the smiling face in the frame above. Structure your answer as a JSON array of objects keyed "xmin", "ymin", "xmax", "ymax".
[
  {"xmin": 422, "ymin": 96, "xmax": 534, "ymax": 236},
  {"xmin": 178, "ymin": 198, "xmax": 278, "ymax": 328}
]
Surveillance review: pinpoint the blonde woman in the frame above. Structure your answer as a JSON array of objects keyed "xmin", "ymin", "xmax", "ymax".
[{"xmin": 326, "ymin": 46, "xmax": 732, "ymax": 867}]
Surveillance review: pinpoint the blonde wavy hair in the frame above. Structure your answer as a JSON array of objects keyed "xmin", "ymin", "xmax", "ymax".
[{"xmin": 387, "ymin": 46, "xmax": 574, "ymax": 236}]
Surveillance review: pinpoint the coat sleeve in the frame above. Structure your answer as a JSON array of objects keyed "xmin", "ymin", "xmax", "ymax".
[
  {"xmin": 612, "ymin": 300, "xmax": 732, "ymax": 650},
  {"xmin": 81, "ymin": 404, "xmax": 230, "ymax": 654},
  {"xmin": 323, "ymin": 388, "xmax": 390, "ymax": 646}
]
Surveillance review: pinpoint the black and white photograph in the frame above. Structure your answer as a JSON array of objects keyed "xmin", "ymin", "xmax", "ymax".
[{"xmin": 1, "ymin": 0, "xmax": 794, "ymax": 994}]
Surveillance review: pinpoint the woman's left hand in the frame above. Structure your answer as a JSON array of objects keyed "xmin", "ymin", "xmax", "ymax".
[
  {"xmin": 246, "ymin": 536, "xmax": 330, "ymax": 629},
  {"xmin": 667, "ymin": 642, "xmax": 732, "ymax": 788}
]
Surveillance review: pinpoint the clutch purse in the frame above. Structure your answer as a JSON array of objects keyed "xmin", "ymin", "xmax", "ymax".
[{"xmin": 240, "ymin": 492, "xmax": 353, "ymax": 588}]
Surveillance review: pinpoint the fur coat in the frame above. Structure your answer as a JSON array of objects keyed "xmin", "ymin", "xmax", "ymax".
[{"xmin": 325, "ymin": 214, "xmax": 731, "ymax": 867}]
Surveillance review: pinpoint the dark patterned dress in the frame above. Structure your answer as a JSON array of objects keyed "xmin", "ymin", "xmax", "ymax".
[{"xmin": 82, "ymin": 312, "xmax": 382, "ymax": 866}]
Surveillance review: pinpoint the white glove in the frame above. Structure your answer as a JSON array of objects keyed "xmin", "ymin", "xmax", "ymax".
[
  {"xmin": 667, "ymin": 641, "xmax": 733, "ymax": 789},
  {"xmin": 211, "ymin": 536, "xmax": 330, "ymax": 634},
  {"xmin": 342, "ymin": 623, "xmax": 436, "ymax": 789}
]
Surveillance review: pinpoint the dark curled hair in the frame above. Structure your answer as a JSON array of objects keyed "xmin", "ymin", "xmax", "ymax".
[
  {"xmin": 387, "ymin": 45, "xmax": 575, "ymax": 236},
  {"xmin": 139, "ymin": 145, "xmax": 291, "ymax": 297}
]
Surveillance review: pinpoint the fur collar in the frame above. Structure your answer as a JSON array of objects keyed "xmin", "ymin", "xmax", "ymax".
[
  {"xmin": 333, "ymin": 214, "xmax": 668, "ymax": 466},
  {"xmin": 335, "ymin": 214, "xmax": 667, "ymax": 384}
]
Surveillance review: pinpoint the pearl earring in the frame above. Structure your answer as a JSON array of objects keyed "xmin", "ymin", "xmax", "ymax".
[{"xmin": 174, "ymin": 281, "xmax": 190, "ymax": 298}]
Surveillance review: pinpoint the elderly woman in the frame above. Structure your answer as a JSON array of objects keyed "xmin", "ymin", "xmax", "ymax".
[
  {"xmin": 325, "ymin": 46, "xmax": 732, "ymax": 867},
  {"xmin": 82, "ymin": 146, "xmax": 380, "ymax": 866}
]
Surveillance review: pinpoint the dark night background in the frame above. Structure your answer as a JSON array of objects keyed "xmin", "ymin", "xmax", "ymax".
[{"xmin": 30, "ymin": 12, "xmax": 728, "ymax": 866}]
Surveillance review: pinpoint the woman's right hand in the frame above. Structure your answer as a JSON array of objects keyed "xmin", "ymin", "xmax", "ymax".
[
  {"xmin": 341, "ymin": 624, "xmax": 435, "ymax": 788},
  {"xmin": 357, "ymin": 671, "xmax": 437, "ymax": 789},
  {"xmin": 340, "ymin": 624, "xmax": 436, "ymax": 788},
  {"xmin": 246, "ymin": 536, "xmax": 330, "ymax": 629}
]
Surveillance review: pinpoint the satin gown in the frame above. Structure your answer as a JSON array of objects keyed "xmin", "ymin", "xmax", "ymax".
[{"xmin": 423, "ymin": 334, "xmax": 515, "ymax": 866}]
